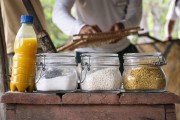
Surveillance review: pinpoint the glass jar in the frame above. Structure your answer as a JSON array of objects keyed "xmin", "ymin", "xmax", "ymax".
[
  {"xmin": 80, "ymin": 53, "xmax": 122, "ymax": 92},
  {"xmin": 36, "ymin": 53, "xmax": 79, "ymax": 92},
  {"xmin": 123, "ymin": 52, "xmax": 167, "ymax": 92}
]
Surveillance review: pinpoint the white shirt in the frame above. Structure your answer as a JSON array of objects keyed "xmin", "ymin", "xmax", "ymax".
[
  {"xmin": 52, "ymin": 0, "xmax": 142, "ymax": 52},
  {"xmin": 167, "ymin": 0, "xmax": 180, "ymax": 20}
]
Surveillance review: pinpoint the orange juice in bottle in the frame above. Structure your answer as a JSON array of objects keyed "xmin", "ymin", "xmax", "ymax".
[{"xmin": 10, "ymin": 15, "xmax": 37, "ymax": 92}]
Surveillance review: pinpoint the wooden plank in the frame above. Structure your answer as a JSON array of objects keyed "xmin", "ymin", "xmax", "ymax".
[
  {"xmin": 119, "ymin": 92, "xmax": 180, "ymax": 105},
  {"xmin": 1, "ymin": 92, "xmax": 180, "ymax": 105},
  {"xmin": 165, "ymin": 104, "xmax": 176, "ymax": 120},
  {"xmin": 0, "ymin": 92, "xmax": 61, "ymax": 104},
  {"xmin": 5, "ymin": 104, "xmax": 165, "ymax": 120},
  {"xmin": 62, "ymin": 93, "xmax": 119, "ymax": 105},
  {"xmin": 6, "ymin": 104, "xmax": 16, "ymax": 120}
]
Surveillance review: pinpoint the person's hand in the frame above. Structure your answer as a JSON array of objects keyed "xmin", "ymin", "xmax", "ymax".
[
  {"xmin": 109, "ymin": 22, "xmax": 125, "ymax": 32},
  {"xmin": 79, "ymin": 25, "xmax": 102, "ymax": 34},
  {"xmin": 109, "ymin": 22, "xmax": 125, "ymax": 44}
]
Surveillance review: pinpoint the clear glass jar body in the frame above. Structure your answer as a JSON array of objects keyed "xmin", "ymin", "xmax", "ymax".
[
  {"xmin": 123, "ymin": 52, "xmax": 166, "ymax": 92},
  {"xmin": 36, "ymin": 53, "xmax": 79, "ymax": 92},
  {"xmin": 80, "ymin": 53, "xmax": 122, "ymax": 91}
]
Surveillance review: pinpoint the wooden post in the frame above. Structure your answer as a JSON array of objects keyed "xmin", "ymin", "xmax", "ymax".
[
  {"xmin": 0, "ymin": 5, "xmax": 9, "ymax": 120},
  {"xmin": 22, "ymin": 0, "xmax": 57, "ymax": 53},
  {"xmin": 0, "ymin": 3, "xmax": 9, "ymax": 93}
]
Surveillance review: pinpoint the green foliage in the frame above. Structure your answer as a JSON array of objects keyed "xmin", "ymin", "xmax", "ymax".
[
  {"xmin": 40, "ymin": 0, "xmax": 70, "ymax": 48},
  {"xmin": 143, "ymin": 0, "xmax": 179, "ymax": 39}
]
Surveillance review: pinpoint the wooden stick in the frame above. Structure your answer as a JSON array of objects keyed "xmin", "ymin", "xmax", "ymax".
[
  {"xmin": 22, "ymin": 0, "xmax": 57, "ymax": 53},
  {"xmin": 73, "ymin": 29, "xmax": 139, "ymax": 42},
  {"xmin": 59, "ymin": 27, "xmax": 140, "ymax": 51},
  {"xmin": 73, "ymin": 26, "xmax": 141, "ymax": 37}
]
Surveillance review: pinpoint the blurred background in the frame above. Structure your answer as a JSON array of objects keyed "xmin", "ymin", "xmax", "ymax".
[{"xmin": 40, "ymin": 0, "xmax": 179, "ymax": 47}]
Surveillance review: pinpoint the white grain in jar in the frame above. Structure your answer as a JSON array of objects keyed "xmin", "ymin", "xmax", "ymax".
[
  {"xmin": 81, "ymin": 68, "xmax": 121, "ymax": 90},
  {"xmin": 36, "ymin": 53, "xmax": 79, "ymax": 91},
  {"xmin": 80, "ymin": 53, "xmax": 122, "ymax": 91}
]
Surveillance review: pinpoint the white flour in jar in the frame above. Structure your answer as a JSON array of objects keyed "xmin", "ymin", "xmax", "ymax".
[
  {"xmin": 36, "ymin": 72, "xmax": 78, "ymax": 91},
  {"xmin": 81, "ymin": 68, "xmax": 122, "ymax": 90}
]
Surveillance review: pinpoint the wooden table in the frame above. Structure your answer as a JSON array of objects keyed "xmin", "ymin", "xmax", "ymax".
[{"xmin": 0, "ymin": 92, "xmax": 180, "ymax": 120}]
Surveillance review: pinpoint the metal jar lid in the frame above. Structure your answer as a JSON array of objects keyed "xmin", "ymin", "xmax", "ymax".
[
  {"xmin": 81, "ymin": 53, "xmax": 120, "ymax": 68},
  {"xmin": 36, "ymin": 53, "xmax": 77, "ymax": 68},
  {"xmin": 123, "ymin": 52, "xmax": 166, "ymax": 66}
]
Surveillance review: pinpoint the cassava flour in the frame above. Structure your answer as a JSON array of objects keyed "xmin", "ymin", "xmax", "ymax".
[
  {"xmin": 36, "ymin": 72, "xmax": 78, "ymax": 91},
  {"xmin": 81, "ymin": 68, "xmax": 122, "ymax": 90}
]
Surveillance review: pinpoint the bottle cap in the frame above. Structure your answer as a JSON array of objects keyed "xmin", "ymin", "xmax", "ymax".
[{"xmin": 20, "ymin": 15, "xmax": 33, "ymax": 23}]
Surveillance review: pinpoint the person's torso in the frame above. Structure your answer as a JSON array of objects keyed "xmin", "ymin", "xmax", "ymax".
[
  {"xmin": 74, "ymin": 0, "xmax": 131, "ymax": 52},
  {"xmin": 74, "ymin": 0, "xmax": 129, "ymax": 32}
]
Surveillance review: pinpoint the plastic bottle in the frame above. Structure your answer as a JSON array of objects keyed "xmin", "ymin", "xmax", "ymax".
[{"xmin": 10, "ymin": 15, "xmax": 37, "ymax": 92}]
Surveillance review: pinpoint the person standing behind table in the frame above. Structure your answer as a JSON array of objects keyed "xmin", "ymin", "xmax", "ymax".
[
  {"xmin": 164, "ymin": 0, "xmax": 180, "ymax": 41},
  {"xmin": 52, "ymin": 0, "xmax": 142, "ymax": 73},
  {"xmin": 0, "ymin": 0, "xmax": 47, "ymax": 73}
]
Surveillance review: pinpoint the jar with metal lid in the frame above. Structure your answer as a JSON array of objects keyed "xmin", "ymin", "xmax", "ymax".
[
  {"xmin": 36, "ymin": 53, "xmax": 79, "ymax": 92},
  {"xmin": 123, "ymin": 52, "xmax": 167, "ymax": 92},
  {"xmin": 80, "ymin": 53, "xmax": 122, "ymax": 92}
]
